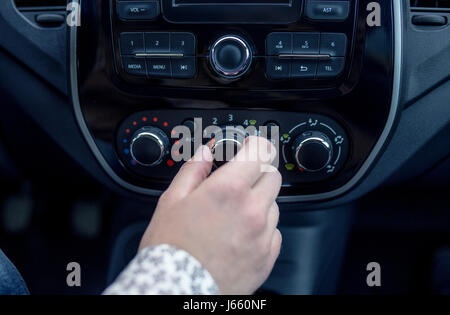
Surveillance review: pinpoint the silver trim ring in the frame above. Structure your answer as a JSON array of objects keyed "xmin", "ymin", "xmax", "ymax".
[
  {"xmin": 294, "ymin": 137, "xmax": 332, "ymax": 172},
  {"xmin": 210, "ymin": 35, "xmax": 252, "ymax": 78},
  {"xmin": 69, "ymin": 0, "xmax": 402, "ymax": 202},
  {"xmin": 130, "ymin": 131, "xmax": 165, "ymax": 167}
]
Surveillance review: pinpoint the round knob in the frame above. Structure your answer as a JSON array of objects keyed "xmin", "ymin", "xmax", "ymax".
[
  {"xmin": 130, "ymin": 127, "xmax": 169, "ymax": 167},
  {"xmin": 210, "ymin": 35, "xmax": 252, "ymax": 79},
  {"xmin": 292, "ymin": 131, "xmax": 333, "ymax": 172},
  {"xmin": 208, "ymin": 126, "xmax": 246, "ymax": 167}
]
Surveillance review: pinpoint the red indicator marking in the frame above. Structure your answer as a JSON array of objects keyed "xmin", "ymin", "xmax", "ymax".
[
  {"xmin": 174, "ymin": 140, "xmax": 180, "ymax": 145},
  {"xmin": 125, "ymin": 129, "xmax": 131, "ymax": 134},
  {"xmin": 132, "ymin": 121, "xmax": 137, "ymax": 126},
  {"xmin": 298, "ymin": 167, "xmax": 304, "ymax": 172},
  {"xmin": 142, "ymin": 117, "xmax": 147, "ymax": 122},
  {"xmin": 167, "ymin": 160, "xmax": 174, "ymax": 167},
  {"xmin": 153, "ymin": 117, "xmax": 158, "ymax": 122},
  {"xmin": 171, "ymin": 129, "xmax": 176, "ymax": 136},
  {"xmin": 163, "ymin": 122, "xmax": 168, "ymax": 127},
  {"xmin": 174, "ymin": 150, "xmax": 179, "ymax": 156}
]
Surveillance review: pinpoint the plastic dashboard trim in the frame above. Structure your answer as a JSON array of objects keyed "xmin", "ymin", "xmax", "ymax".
[{"xmin": 69, "ymin": 0, "xmax": 403, "ymax": 203}]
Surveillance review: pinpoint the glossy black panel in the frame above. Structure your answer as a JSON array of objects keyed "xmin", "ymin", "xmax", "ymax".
[{"xmin": 75, "ymin": 0, "xmax": 395, "ymax": 198}]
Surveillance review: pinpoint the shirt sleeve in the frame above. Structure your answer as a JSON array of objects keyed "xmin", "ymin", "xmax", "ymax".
[{"xmin": 103, "ymin": 244, "xmax": 220, "ymax": 295}]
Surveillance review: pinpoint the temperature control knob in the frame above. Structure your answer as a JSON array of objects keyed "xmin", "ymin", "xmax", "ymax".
[
  {"xmin": 210, "ymin": 35, "xmax": 252, "ymax": 79},
  {"xmin": 208, "ymin": 126, "xmax": 247, "ymax": 167},
  {"xmin": 130, "ymin": 127, "xmax": 169, "ymax": 167},
  {"xmin": 292, "ymin": 131, "xmax": 333, "ymax": 172}
]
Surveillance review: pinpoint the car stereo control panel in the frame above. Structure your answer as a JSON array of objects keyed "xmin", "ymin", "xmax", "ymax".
[{"xmin": 111, "ymin": 0, "xmax": 357, "ymax": 91}]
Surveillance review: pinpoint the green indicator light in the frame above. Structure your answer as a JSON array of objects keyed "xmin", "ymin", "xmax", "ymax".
[
  {"xmin": 285, "ymin": 163, "xmax": 295, "ymax": 171},
  {"xmin": 283, "ymin": 134, "xmax": 289, "ymax": 139},
  {"xmin": 249, "ymin": 120, "xmax": 257, "ymax": 126}
]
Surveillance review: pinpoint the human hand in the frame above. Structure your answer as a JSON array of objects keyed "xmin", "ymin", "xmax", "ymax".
[{"xmin": 139, "ymin": 136, "xmax": 282, "ymax": 294}]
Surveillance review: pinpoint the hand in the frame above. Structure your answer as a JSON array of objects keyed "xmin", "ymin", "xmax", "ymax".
[{"xmin": 139, "ymin": 136, "xmax": 282, "ymax": 294}]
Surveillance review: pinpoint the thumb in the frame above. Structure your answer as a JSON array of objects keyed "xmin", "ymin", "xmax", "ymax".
[{"xmin": 164, "ymin": 145, "xmax": 213, "ymax": 201}]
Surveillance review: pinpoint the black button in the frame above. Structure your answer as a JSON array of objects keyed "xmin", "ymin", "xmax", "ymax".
[
  {"xmin": 146, "ymin": 58, "xmax": 171, "ymax": 77},
  {"xmin": 170, "ymin": 33, "xmax": 196, "ymax": 56},
  {"xmin": 319, "ymin": 33, "xmax": 347, "ymax": 56},
  {"xmin": 122, "ymin": 57, "xmax": 147, "ymax": 76},
  {"xmin": 145, "ymin": 32, "xmax": 170, "ymax": 53},
  {"xmin": 305, "ymin": 0, "xmax": 350, "ymax": 21},
  {"xmin": 119, "ymin": 32, "xmax": 144, "ymax": 55},
  {"xmin": 171, "ymin": 57, "xmax": 196, "ymax": 78},
  {"xmin": 291, "ymin": 60, "xmax": 317, "ymax": 78},
  {"xmin": 293, "ymin": 33, "xmax": 320, "ymax": 54},
  {"xmin": 266, "ymin": 33, "xmax": 292, "ymax": 55},
  {"xmin": 317, "ymin": 57, "xmax": 345, "ymax": 77},
  {"xmin": 266, "ymin": 57, "xmax": 290, "ymax": 79},
  {"xmin": 117, "ymin": 1, "xmax": 159, "ymax": 21}
]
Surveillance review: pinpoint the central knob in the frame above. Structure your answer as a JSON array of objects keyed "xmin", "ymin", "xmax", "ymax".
[
  {"xmin": 209, "ymin": 126, "xmax": 246, "ymax": 167},
  {"xmin": 210, "ymin": 35, "xmax": 252, "ymax": 79},
  {"xmin": 292, "ymin": 131, "xmax": 333, "ymax": 172},
  {"xmin": 130, "ymin": 127, "xmax": 169, "ymax": 167}
]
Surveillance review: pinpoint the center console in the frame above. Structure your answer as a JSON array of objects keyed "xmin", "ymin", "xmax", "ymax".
[{"xmin": 70, "ymin": 0, "xmax": 401, "ymax": 202}]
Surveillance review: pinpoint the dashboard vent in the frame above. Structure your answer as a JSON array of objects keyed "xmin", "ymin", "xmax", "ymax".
[
  {"xmin": 14, "ymin": 0, "xmax": 66, "ymax": 27},
  {"xmin": 14, "ymin": 0, "xmax": 66, "ymax": 8},
  {"xmin": 410, "ymin": 0, "xmax": 450, "ymax": 11}
]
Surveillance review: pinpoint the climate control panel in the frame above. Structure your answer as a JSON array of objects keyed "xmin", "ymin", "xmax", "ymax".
[{"xmin": 115, "ymin": 110, "xmax": 349, "ymax": 187}]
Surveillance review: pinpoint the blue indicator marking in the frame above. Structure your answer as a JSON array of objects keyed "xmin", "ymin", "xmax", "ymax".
[
  {"xmin": 131, "ymin": 159, "xmax": 137, "ymax": 166},
  {"xmin": 123, "ymin": 139, "xmax": 128, "ymax": 144},
  {"xmin": 124, "ymin": 148, "xmax": 130, "ymax": 155}
]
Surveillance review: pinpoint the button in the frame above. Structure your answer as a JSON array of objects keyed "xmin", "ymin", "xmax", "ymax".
[
  {"xmin": 319, "ymin": 33, "xmax": 347, "ymax": 56},
  {"xmin": 305, "ymin": 1, "xmax": 350, "ymax": 21},
  {"xmin": 291, "ymin": 60, "xmax": 317, "ymax": 78},
  {"xmin": 146, "ymin": 58, "xmax": 171, "ymax": 77},
  {"xmin": 266, "ymin": 33, "xmax": 292, "ymax": 55},
  {"xmin": 145, "ymin": 32, "xmax": 170, "ymax": 53},
  {"xmin": 293, "ymin": 33, "xmax": 320, "ymax": 54},
  {"xmin": 119, "ymin": 33, "xmax": 144, "ymax": 55},
  {"xmin": 170, "ymin": 33, "xmax": 196, "ymax": 55},
  {"xmin": 171, "ymin": 57, "xmax": 196, "ymax": 78},
  {"xmin": 122, "ymin": 57, "xmax": 147, "ymax": 76},
  {"xmin": 117, "ymin": 1, "xmax": 159, "ymax": 21},
  {"xmin": 266, "ymin": 57, "xmax": 290, "ymax": 79},
  {"xmin": 317, "ymin": 57, "xmax": 345, "ymax": 77}
]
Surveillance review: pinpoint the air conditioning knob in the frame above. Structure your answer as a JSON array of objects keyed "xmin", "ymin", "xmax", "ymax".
[
  {"xmin": 130, "ymin": 126, "xmax": 169, "ymax": 166},
  {"xmin": 292, "ymin": 131, "xmax": 333, "ymax": 172},
  {"xmin": 210, "ymin": 35, "xmax": 252, "ymax": 79},
  {"xmin": 208, "ymin": 126, "xmax": 247, "ymax": 167}
]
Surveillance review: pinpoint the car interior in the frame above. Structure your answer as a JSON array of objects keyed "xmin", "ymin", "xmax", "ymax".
[{"xmin": 0, "ymin": 0, "xmax": 449, "ymax": 294}]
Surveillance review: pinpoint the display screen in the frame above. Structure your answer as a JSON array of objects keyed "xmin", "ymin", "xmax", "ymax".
[{"xmin": 175, "ymin": 0, "xmax": 290, "ymax": 5}]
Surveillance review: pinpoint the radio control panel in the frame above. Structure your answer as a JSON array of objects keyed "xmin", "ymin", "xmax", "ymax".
[{"xmin": 111, "ymin": 0, "xmax": 357, "ymax": 92}]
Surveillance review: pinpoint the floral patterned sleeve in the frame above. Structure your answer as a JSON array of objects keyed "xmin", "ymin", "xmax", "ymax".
[{"xmin": 103, "ymin": 244, "xmax": 220, "ymax": 295}]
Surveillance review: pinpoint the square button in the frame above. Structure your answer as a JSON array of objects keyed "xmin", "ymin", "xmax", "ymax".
[
  {"xmin": 122, "ymin": 57, "xmax": 147, "ymax": 76},
  {"xmin": 319, "ymin": 33, "xmax": 347, "ymax": 56},
  {"xmin": 120, "ymin": 32, "xmax": 145, "ymax": 55},
  {"xmin": 170, "ymin": 33, "xmax": 196, "ymax": 56},
  {"xmin": 146, "ymin": 58, "xmax": 171, "ymax": 77},
  {"xmin": 145, "ymin": 32, "xmax": 170, "ymax": 53},
  {"xmin": 266, "ymin": 57, "xmax": 290, "ymax": 79},
  {"xmin": 317, "ymin": 57, "xmax": 345, "ymax": 77},
  {"xmin": 293, "ymin": 33, "xmax": 320, "ymax": 54},
  {"xmin": 266, "ymin": 33, "xmax": 292, "ymax": 55},
  {"xmin": 171, "ymin": 57, "xmax": 196, "ymax": 78},
  {"xmin": 291, "ymin": 60, "xmax": 317, "ymax": 78}
]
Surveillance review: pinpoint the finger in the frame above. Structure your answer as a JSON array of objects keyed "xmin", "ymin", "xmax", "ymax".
[
  {"xmin": 262, "ymin": 202, "xmax": 280, "ymax": 246},
  {"xmin": 251, "ymin": 166, "xmax": 282, "ymax": 209},
  {"xmin": 213, "ymin": 136, "xmax": 278, "ymax": 189},
  {"xmin": 265, "ymin": 229, "xmax": 282, "ymax": 275},
  {"xmin": 165, "ymin": 145, "xmax": 213, "ymax": 201}
]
